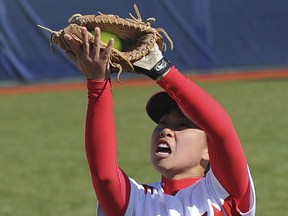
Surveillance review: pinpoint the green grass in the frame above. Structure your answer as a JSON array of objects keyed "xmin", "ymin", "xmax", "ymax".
[{"xmin": 0, "ymin": 78, "xmax": 287, "ymax": 215}]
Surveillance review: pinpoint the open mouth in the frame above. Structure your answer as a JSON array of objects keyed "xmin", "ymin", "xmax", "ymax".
[{"xmin": 156, "ymin": 143, "xmax": 172, "ymax": 154}]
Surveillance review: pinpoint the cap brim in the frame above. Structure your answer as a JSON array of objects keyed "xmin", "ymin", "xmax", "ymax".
[{"xmin": 146, "ymin": 91, "xmax": 179, "ymax": 123}]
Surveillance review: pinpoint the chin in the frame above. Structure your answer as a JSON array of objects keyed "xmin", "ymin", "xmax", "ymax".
[{"xmin": 153, "ymin": 161, "xmax": 171, "ymax": 175}]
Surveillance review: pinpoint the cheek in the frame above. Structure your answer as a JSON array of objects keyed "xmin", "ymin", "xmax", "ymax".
[
  {"xmin": 177, "ymin": 130, "xmax": 207, "ymax": 152},
  {"xmin": 150, "ymin": 128, "xmax": 158, "ymax": 150},
  {"xmin": 151, "ymin": 127, "xmax": 160, "ymax": 143}
]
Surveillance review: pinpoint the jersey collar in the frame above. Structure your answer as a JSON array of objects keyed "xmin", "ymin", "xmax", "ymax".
[{"xmin": 161, "ymin": 176, "xmax": 203, "ymax": 196}]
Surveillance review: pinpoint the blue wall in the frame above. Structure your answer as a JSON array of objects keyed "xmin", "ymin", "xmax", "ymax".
[{"xmin": 1, "ymin": 0, "xmax": 288, "ymax": 82}]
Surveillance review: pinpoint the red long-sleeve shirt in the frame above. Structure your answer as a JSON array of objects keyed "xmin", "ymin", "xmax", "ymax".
[{"xmin": 85, "ymin": 67, "xmax": 254, "ymax": 215}]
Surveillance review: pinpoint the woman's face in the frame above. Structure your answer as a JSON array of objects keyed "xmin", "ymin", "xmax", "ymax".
[{"xmin": 151, "ymin": 108, "xmax": 209, "ymax": 179}]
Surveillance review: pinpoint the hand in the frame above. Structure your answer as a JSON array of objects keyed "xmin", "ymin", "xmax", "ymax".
[{"xmin": 64, "ymin": 27, "xmax": 114, "ymax": 80}]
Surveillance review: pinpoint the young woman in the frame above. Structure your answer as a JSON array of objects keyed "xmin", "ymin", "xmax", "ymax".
[{"xmin": 64, "ymin": 27, "xmax": 256, "ymax": 216}]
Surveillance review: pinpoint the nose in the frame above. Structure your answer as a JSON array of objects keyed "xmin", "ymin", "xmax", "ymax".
[{"xmin": 160, "ymin": 128, "xmax": 174, "ymax": 138}]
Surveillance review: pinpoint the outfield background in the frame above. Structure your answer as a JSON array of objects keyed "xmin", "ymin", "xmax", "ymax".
[
  {"xmin": 0, "ymin": 78, "xmax": 287, "ymax": 216},
  {"xmin": 1, "ymin": 0, "xmax": 288, "ymax": 83},
  {"xmin": 1, "ymin": 0, "xmax": 288, "ymax": 215}
]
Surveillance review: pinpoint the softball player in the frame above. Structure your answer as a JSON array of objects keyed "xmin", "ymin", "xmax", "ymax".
[{"xmin": 64, "ymin": 27, "xmax": 256, "ymax": 216}]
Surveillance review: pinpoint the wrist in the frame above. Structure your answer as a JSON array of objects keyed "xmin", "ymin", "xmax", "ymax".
[
  {"xmin": 134, "ymin": 58, "xmax": 172, "ymax": 80},
  {"xmin": 87, "ymin": 79, "xmax": 111, "ymax": 91},
  {"xmin": 155, "ymin": 70, "xmax": 170, "ymax": 82}
]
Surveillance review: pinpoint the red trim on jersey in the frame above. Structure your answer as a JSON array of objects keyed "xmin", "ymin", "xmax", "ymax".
[
  {"xmin": 161, "ymin": 176, "xmax": 202, "ymax": 196},
  {"xmin": 222, "ymin": 196, "xmax": 242, "ymax": 216}
]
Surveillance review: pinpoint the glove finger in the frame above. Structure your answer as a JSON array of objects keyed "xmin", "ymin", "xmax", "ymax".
[{"xmin": 64, "ymin": 34, "xmax": 82, "ymax": 55}]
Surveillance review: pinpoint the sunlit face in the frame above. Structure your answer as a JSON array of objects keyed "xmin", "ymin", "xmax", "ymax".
[{"xmin": 151, "ymin": 107, "xmax": 209, "ymax": 179}]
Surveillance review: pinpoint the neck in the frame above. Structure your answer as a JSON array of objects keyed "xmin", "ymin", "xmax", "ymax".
[{"xmin": 161, "ymin": 176, "xmax": 203, "ymax": 196}]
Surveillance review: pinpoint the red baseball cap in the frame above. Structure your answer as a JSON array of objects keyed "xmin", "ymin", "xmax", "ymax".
[{"xmin": 146, "ymin": 91, "xmax": 179, "ymax": 123}]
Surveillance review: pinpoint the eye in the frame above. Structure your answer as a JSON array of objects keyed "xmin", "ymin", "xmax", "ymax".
[
  {"xmin": 156, "ymin": 122, "xmax": 167, "ymax": 132},
  {"xmin": 171, "ymin": 123, "xmax": 189, "ymax": 131},
  {"xmin": 175, "ymin": 119, "xmax": 199, "ymax": 130},
  {"xmin": 158, "ymin": 119, "xmax": 167, "ymax": 125},
  {"xmin": 178, "ymin": 123, "xmax": 189, "ymax": 129}
]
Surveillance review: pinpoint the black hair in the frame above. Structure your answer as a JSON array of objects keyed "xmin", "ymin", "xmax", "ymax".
[{"xmin": 204, "ymin": 162, "xmax": 210, "ymax": 176}]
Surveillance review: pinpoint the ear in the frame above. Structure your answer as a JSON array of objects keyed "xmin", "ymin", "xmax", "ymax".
[
  {"xmin": 200, "ymin": 148, "xmax": 209, "ymax": 170},
  {"xmin": 202, "ymin": 149, "xmax": 209, "ymax": 161},
  {"xmin": 201, "ymin": 133, "xmax": 209, "ymax": 161},
  {"xmin": 200, "ymin": 133, "xmax": 209, "ymax": 169}
]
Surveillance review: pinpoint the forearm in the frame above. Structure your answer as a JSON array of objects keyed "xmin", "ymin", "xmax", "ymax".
[
  {"xmin": 86, "ymin": 80, "xmax": 130, "ymax": 215},
  {"xmin": 157, "ymin": 67, "xmax": 231, "ymax": 136}
]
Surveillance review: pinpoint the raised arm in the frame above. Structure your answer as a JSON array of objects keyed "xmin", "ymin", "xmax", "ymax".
[
  {"xmin": 132, "ymin": 45, "xmax": 250, "ymax": 207},
  {"xmin": 64, "ymin": 27, "xmax": 130, "ymax": 215},
  {"xmin": 85, "ymin": 80, "xmax": 130, "ymax": 215},
  {"xmin": 157, "ymin": 67, "xmax": 251, "ymax": 212}
]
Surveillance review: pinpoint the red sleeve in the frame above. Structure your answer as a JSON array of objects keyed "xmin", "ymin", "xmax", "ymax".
[
  {"xmin": 158, "ymin": 67, "xmax": 251, "ymax": 212},
  {"xmin": 85, "ymin": 80, "xmax": 130, "ymax": 216}
]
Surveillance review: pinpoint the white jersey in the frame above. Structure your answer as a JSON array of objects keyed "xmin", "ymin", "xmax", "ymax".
[{"xmin": 97, "ymin": 169, "xmax": 256, "ymax": 216}]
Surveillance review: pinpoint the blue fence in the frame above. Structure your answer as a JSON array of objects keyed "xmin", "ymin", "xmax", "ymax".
[{"xmin": 1, "ymin": 0, "xmax": 288, "ymax": 82}]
